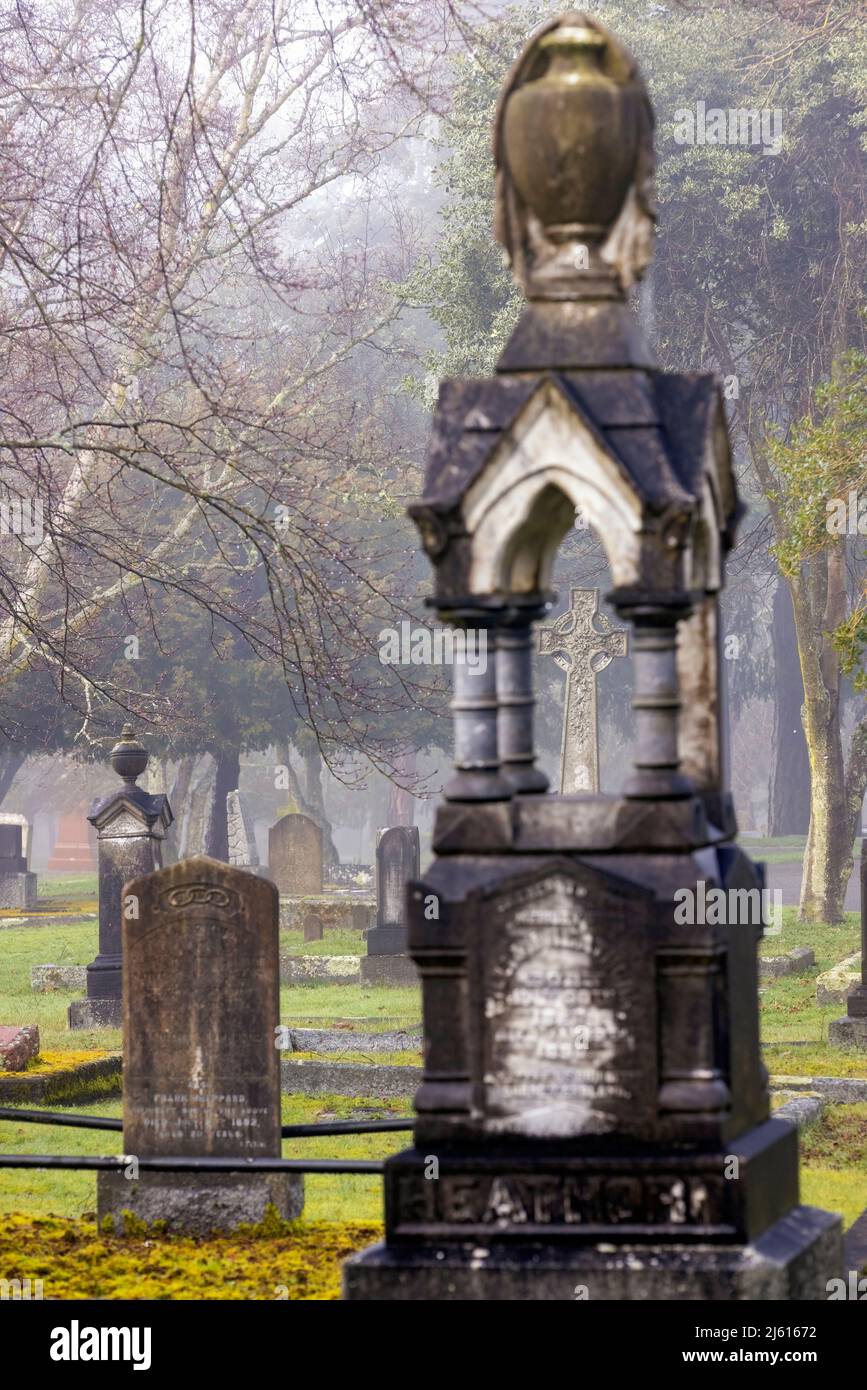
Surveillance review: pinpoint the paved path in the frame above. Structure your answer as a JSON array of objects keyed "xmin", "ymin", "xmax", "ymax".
[{"xmin": 763, "ymin": 859, "xmax": 860, "ymax": 912}]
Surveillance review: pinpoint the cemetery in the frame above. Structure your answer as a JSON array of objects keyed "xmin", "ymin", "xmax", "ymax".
[{"xmin": 0, "ymin": 0, "xmax": 865, "ymax": 1343}]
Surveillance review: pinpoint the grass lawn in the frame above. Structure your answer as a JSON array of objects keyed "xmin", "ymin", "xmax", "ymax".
[
  {"xmin": 281, "ymin": 928, "xmax": 365, "ymax": 955},
  {"xmin": 758, "ymin": 908, "xmax": 865, "ymax": 1077}
]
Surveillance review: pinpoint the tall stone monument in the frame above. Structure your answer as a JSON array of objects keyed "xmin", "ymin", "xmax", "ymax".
[
  {"xmin": 98, "ymin": 855, "xmax": 301, "ymax": 1233},
  {"xmin": 360, "ymin": 826, "xmax": 421, "ymax": 985},
  {"xmin": 47, "ymin": 808, "xmax": 96, "ymax": 870},
  {"xmin": 268, "ymin": 812, "xmax": 323, "ymax": 896},
  {"xmin": 69, "ymin": 726, "xmax": 172, "ymax": 1029},
  {"xmin": 344, "ymin": 11, "xmax": 841, "ymax": 1300},
  {"xmin": 227, "ymin": 789, "xmax": 261, "ymax": 872},
  {"xmin": 829, "ymin": 835, "xmax": 867, "ymax": 1051},
  {"xmin": 539, "ymin": 588, "xmax": 628, "ymax": 792}
]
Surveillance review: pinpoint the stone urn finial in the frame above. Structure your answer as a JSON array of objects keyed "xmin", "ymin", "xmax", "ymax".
[
  {"xmin": 110, "ymin": 723, "xmax": 148, "ymax": 786},
  {"xmin": 494, "ymin": 10, "xmax": 655, "ymax": 300}
]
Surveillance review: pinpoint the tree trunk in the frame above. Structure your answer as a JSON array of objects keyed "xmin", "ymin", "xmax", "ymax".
[
  {"xmin": 203, "ymin": 746, "xmax": 240, "ymax": 862},
  {"xmin": 385, "ymin": 748, "xmax": 416, "ymax": 826},
  {"xmin": 162, "ymin": 755, "xmax": 195, "ymax": 864},
  {"xmin": 791, "ymin": 550, "xmax": 851, "ymax": 923},
  {"xmin": 768, "ymin": 581, "xmax": 811, "ymax": 835},
  {"xmin": 0, "ymin": 749, "xmax": 26, "ymax": 807}
]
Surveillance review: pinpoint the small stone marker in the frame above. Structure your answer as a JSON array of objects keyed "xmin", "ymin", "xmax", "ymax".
[
  {"xmin": 268, "ymin": 812, "xmax": 323, "ymax": 896},
  {"xmin": 0, "ymin": 824, "xmax": 36, "ymax": 908},
  {"xmin": 360, "ymin": 826, "xmax": 420, "ymax": 985},
  {"xmin": 538, "ymin": 588, "xmax": 628, "ymax": 793},
  {"xmin": 0, "ymin": 1024, "xmax": 39, "ymax": 1072},
  {"xmin": 303, "ymin": 913, "xmax": 324, "ymax": 942},
  {"xmin": 98, "ymin": 855, "xmax": 301, "ymax": 1234}
]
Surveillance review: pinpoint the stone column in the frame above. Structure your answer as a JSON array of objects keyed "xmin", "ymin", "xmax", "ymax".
[
  {"xmin": 616, "ymin": 598, "xmax": 693, "ymax": 800},
  {"xmin": 68, "ymin": 726, "xmax": 172, "ymax": 1030},
  {"xmin": 441, "ymin": 606, "xmax": 512, "ymax": 803},
  {"xmin": 496, "ymin": 599, "xmax": 549, "ymax": 794}
]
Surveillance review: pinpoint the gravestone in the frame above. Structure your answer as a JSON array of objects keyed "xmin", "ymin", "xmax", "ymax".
[
  {"xmin": 0, "ymin": 824, "xmax": 37, "ymax": 908},
  {"xmin": 69, "ymin": 727, "xmax": 172, "ymax": 1030},
  {"xmin": 268, "ymin": 813, "xmax": 323, "ymax": 896},
  {"xmin": 97, "ymin": 855, "xmax": 301, "ymax": 1234},
  {"xmin": 0, "ymin": 813, "xmax": 31, "ymax": 868},
  {"xmin": 344, "ymin": 12, "xmax": 841, "ymax": 1301},
  {"xmin": 538, "ymin": 588, "xmax": 628, "ymax": 792},
  {"xmin": 47, "ymin": 809, "xmax": 96, "ymax": 870},
  {"xmin": 360, "ymin": 826, "xmax": 420, "ymax": 986},
  {"xmin": 226, "ymin": 790, "xmax": 260, "ymax": 871},
  {"xmin": 303, "ymin": 913, "xmax": 324, "ymax": 942},
  {"xmin": 829, "ymin": 836, "xmax": 867, "ymax": 1051}
]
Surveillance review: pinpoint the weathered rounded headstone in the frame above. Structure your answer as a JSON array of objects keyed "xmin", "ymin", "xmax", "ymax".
[
  {"xmin": 97, "ymin": 855, "xmax": 302, "ymax": 1234},
  {"xmin": 268, "ymin": 813, "xmax": 323, "ymax": 896},
  {"xmin": 303, "ymin": 913, "xmax": 324, "ymax": 942}
]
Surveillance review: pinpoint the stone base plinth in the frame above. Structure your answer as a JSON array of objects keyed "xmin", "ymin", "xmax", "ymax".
[
  {"xmin": 828, "ymin": 1015, "xmax": 867, "ymax": 1051},
  {"xmin": 68, "ymin": 997, "xmax": 122, "ymax": 1029},
  {"xmin": 32, "ymin": 964, "xmax": 88, "ymax": 993},
  {"xmin": 0, "ymin": 872, "xmax": 37, "ymax": 909},
  {"xmin": 280, "ymin": 953, "xmax": 360, "ymax": 985},
  {"xmin": 279, "ymin": 895, "xmax": 374, "ymax": 934},
  {"xmin": 816, "ymin": 954, "xmax": 861, "ymax": 1007},
  {"xmin": 97, "ymin": 1170, "xmax": 304, "ymax": 1236},
  {"xmin": 360, "ymin": 954, "xmax": 418, "ymax": 986},
  {"xmin": 343, "ymin": 1205, "xmax": 842, "ymax": 1301}
]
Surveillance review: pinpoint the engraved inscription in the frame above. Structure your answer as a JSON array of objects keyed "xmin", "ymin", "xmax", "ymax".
[
  {"xmin": 483, "ymin": 874, "xmax": 652, "ymax": 1136},
  {"xmin": 136, "ymin": 1082, "xmax": 271, "ymax": 1151},
  {"xmin": 397, "ymin": 1172, "xmax": 726, "ymax": 1232}
]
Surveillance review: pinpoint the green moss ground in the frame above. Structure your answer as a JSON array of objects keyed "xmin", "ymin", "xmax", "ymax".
[{"xmin": 0, "ymin": 1211, "xmax": 379, "ymax": 1299}]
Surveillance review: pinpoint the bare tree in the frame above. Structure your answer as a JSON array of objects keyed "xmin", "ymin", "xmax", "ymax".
[{"xmin": 0, "ymin": 0, "xmax": 480, "ymax": 774}]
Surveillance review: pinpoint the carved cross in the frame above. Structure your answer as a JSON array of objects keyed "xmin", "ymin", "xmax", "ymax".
[{"xmin": 538, "ymin": 588, "xmax": 628, "ymax": 793}]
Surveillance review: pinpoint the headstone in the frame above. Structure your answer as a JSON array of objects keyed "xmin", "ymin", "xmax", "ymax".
[
  {"xmin": 344, "ymin": 12, "xmax": 841, "ymax": 1301},
  {"xmin": 829, "ymin": 836, "xmax": 867, "ymax": 1050},
  {"xmin": 68, "ymin": 727, "xmax": 172, "ymax": 1030},
  {"xmin": 97, "ymin": 855, "xmax": 302, "ymax": 1233},
  {"xmin": 268, "ymin": 813, "xmax": 322, "ymax": 896},
  {"xmin": 0, "ymin": 824, "xmax": 37, "ymax": 908},
  {"xmin": 226, "ymin": 789, "xmax": 260, "ymax": 870},
  {"xmin": 360, "ymin": 826, "xmax": 420, "ymax": 985},
  {"xmin": 303, "ymin": 913, "xmax": 324, "ymax": 942},
  {"xmin": 538, "ymin": 588, "xmax": 628, "ymax": 793},
  {"xmin": 0, "ymin": 1024, "xmax": 39, "ymax": 1071},
  {"xmin": 47, "ymin": 809, "xmax": 96, "ymax": 870},
  {"xmin": 0, "ymin": 812, "xmax": 32, "ymax": 868}
]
